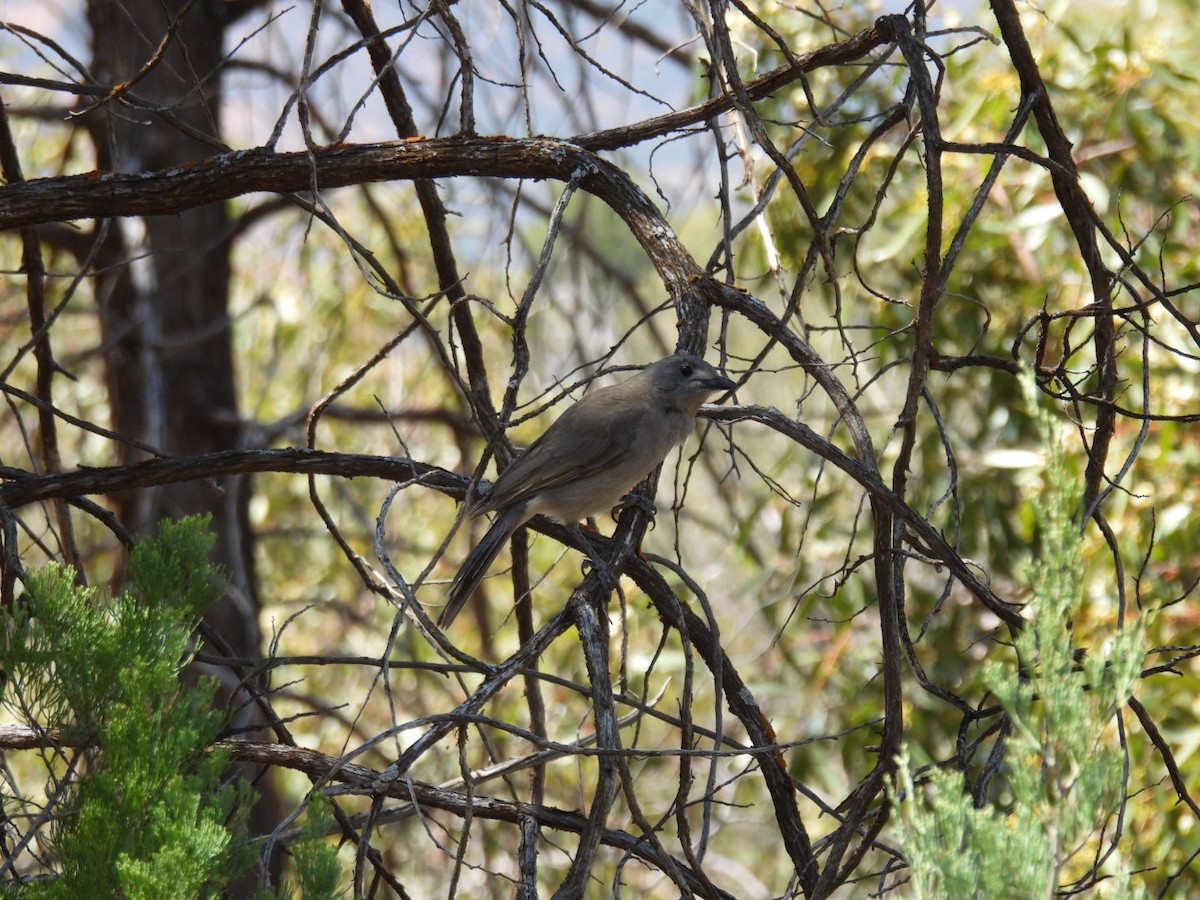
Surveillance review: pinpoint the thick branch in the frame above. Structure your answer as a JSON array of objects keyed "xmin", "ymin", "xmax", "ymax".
[
  {"xmin": 0, "ymin": 135, "xmax": 717, "ymax": 347},
  {"xmin": 0, "ymin": 139, "xmax": 596, "ymax": 230},
  {"xmin": 0, "ymin": 448, "xmax": 463, "ymax": 509}
]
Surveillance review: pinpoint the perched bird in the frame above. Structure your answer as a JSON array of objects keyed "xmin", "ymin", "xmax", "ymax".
[{"xmin": 440, "ymin": 354, "xmax": 736, "ymax": 627}]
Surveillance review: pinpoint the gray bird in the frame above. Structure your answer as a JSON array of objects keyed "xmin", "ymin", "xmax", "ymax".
[{"xmin": 440, "ymin": 354, "xmax": 736, "ymax": 627}]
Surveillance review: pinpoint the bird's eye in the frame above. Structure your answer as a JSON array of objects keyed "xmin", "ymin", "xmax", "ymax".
[{"xmin": 680, "ymin": 362, "xmax": 694, "ymax": 377}]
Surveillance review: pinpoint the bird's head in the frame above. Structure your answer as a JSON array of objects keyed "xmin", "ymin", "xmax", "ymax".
[{"xmin": 641, "ymin": 354, "xmax": 736, "ymax": 414}]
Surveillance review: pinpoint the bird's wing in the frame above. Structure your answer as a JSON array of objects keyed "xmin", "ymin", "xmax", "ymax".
[{"xmin": 472, "ymin": 387, "xmax": 642, "ymax": 516}]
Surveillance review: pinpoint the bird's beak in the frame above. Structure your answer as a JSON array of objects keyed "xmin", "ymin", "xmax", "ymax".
[{"xmin": 704, "ymin": 374, "xmax": 736, "ymax": 394}]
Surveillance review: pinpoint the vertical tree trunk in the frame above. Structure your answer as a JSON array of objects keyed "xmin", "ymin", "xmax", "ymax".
[
  {"xmin": 84, "ymin": 0, "xmax": 276, "ymax": 886},
  {"xmin": 85, "ymin": 0, "xmax": 254, "ymax": 615}
]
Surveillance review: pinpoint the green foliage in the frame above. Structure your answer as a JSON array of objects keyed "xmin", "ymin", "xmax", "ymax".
[
  {"xmin": 0, "ymin": 516, "xmax": 254, "ymax": 898},
  {"xmin": 278, "ymin": 796, "xmax": 347, "ymax": 900},
  {"xmin": 891, "ymin": 382, "xmax": 1147, "ymax": 897}
]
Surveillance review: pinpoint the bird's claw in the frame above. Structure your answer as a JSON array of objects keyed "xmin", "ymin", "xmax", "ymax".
[{"xmin": 619, "ymin": 491, "xmax": 656, "ymax": 518}]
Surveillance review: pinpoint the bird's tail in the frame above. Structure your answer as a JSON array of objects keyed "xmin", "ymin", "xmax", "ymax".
[{"xmin": 439, "ymin": 505, "xmax": 527, "ymax": 627}]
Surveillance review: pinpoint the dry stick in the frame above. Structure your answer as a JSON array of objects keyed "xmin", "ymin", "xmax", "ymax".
[
  {"xmin": 619, "ymin": 549, "xmax": 819, "ymax": 887},
  {"xmin": 881, "ymin": 8, "xmax": 943, "ymax": 655},
  {"xmin": 0, "ymin": 449, "xmax": 459, "ymax": 509},
  {"xmin": 305, "ymin": 325, "xmax": 421, "ymax": 594},
  {"xmin": 302, "ymin": 347, "xmax": 431, "ymax": 900},
  {"xmin": 381, "ymin": 480, "xmax": 657, "ymax": 893},
  {"xmin": 700, "ymin": 270, "xmax": 1032, "ymax": 897},
  {"xmin": 248, "ymin": 736, "xmax": 731, "ymax": 900},
  {"xmin": 988, "ymin": 0, "xmax": 1117, "ymax": 522},
  {"xmin": 0, "ymin": 132, "xmax": 835, "ymax": 232},
  {"xmin": 704, "ymin": 268, "xmax": 1022, "ymax": 895},
  {"xmin": 1126, "ymin": 695, "xmax": 1200, "ymax": 821},
  {"xmin": 575, "ymin": 503, "xmax": 713, "ymax": 898},
  {"xmin": 338, "ymin": 0, "xmax": 499, "ymax": 441},
  {"xmin": 0, "ymin": 98, "xmax": 80, "ymax": 584},
  {"xmin": 556, "ymin": 599, "xmax": 624, "ymax": 898},
  {"xmin": 379, "ymin": 604, "xmax": 574, "ymax": 779},
  {"xmin": 709, "ymin": 9, "xmax": 911, "ymax": 890},
  {"xmin": 827, "ymin": 22, "xmax": 945, "ymax": 893},
  {"xmin": 191, "ymin": 617, "xmax": 398, "ymax": 891},
  {"xmin": 705, "ymin": 0, "xmax": 836, "ymax": 292},
  {"xmin": 0, "ymin": 380, "xmax": 166, "ymax": 458},
  {"xmin": 76, "ymin": 0, "xmax": 203, "ymax": 116},
  {"xmin": 513, "ymin": 531, "xmax": 544, "ymax": 900},
  {"xmin": 431, "ymin": 1, "xmax": 476, "ymax": 136},
  {"xmin": 573, "ymin": 19, "xmax": 892, "ymax": 152}
]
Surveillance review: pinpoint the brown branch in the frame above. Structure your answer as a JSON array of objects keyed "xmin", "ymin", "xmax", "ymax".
[
  {"xmin": 0, "ymin": 138, "xmax": 584, "ymax": 230},
  {"xmin": 701, "ymin": 405, "xmax": 1023, "ymax": 632},
  {"xmin": 0, "ymin": 134, "xmax": 714, "ymax": 344},
  {"xmin": 574, "ymin": 18, "xmax": 893, "ymax": 151},
  {"xmin": 559, "ymin": 600, "xmax": 625, "ymax": 896},
  {"xmin": 820, "ymin": 18, "xmax": 932, "ymax": 891},
  {"xmin": 989, "ymin": 0, "xmax": 1117, "ymax": 519},
  {"xmin": 0, "ymin": 96, "xmax": 79, "ymax": 594},
  {"xmin": 0, "ymin": 448, "xmax": 465, "ymax": 510},
  {"xmin": 619, "ymin": 548, "xmax": 819, "ymax": 892},
  {"xmin": 1125, "ymin": 696, "xmax": 1200, "ymax": 821},
  {"xmin": 337, "ymin": 0, "xmax": 497, "ymax": 446}
]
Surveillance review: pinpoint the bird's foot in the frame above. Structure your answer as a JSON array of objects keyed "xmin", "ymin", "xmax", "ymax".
[{"xmin": 618, "ymin": 491, "xmax": 656, "ymax": 518}]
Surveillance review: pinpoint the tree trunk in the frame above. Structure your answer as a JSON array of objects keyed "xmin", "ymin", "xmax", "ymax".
[{"xmin": 84, "ymin": 0, "xmax": 276, "ymax": 887}]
